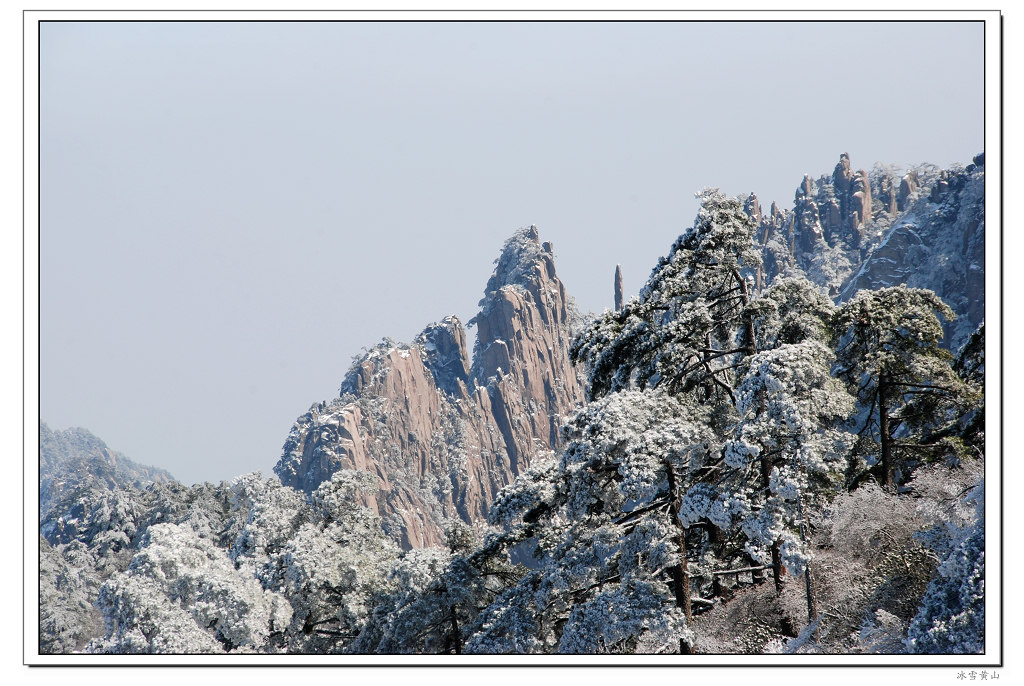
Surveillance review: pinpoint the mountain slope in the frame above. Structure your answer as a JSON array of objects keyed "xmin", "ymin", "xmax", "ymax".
[{"xmin": 39, "ymin": 422, "xmax": 176, "ymax": 523}]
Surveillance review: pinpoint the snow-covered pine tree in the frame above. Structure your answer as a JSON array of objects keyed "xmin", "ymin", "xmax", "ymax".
[
  {"xmin": 833, "ymin": 286, "xmax": 971, "ymax": 488},
  {"xmin": 905, "ymin": 476, "xmax": 985, "ymax": 654},
  {"xmin": 353, "ymin": 521, "xmax": 523, "ymax": 654},
  {"xmin": 571, "ymin": 188, "xmax": 761, "ymax": 402},
  {"xmin": 468, "ymin": 390, "xmax": 713, "ymax": 653},
  {"xmin": 90, "ymin": 523, "xmax": 292, "ymax": 654},
  {"xmin": 727, "ymin": 339, "xmax": 855, "ymax": 622},
  {"xmin": 231, "ymin": 470, "xmax": 399, "ymax": 653}
]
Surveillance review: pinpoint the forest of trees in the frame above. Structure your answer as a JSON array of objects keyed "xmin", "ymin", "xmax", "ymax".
[{"xmin": 39, "ymin": 189, "xmax": 985, "ymax": 656}]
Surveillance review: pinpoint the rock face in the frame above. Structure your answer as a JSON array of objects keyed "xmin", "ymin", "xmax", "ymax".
[
  {"xmin": 274, "ymin": 227, "xmax": 585, "ymax": 549},
  {"xmin": 840, "ymin": 158, "xmax": 985, "ymax": 349},
  {"xmin": 748, "ymin": 153, "xmax": 877, "ymax": 295},
  {"xmin": 746, "ymin": 152, "xmax": 985, "ymax": 351},
  {"xmin": 898, "ymin": 170, "xmax": 920, "ymax": 211}
]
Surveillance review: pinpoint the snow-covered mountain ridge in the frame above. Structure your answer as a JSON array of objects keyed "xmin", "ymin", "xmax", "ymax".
[
  {"xmin": 39, "ymin": 423, "xmax": 175, "ymax": 529},
  {"xmin": 747, "ymin": 152, "xmax": 984, "ymax": 350}
]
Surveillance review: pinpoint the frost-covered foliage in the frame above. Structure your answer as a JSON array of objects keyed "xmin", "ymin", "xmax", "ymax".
[
  {"xmin": 40, "ymin": 439, "xmax": 408, "ymax": 655},
  {"xmin": 90, "ymin": 523, "xmax": 292, "ymax": 654},
  {"xmin": 905, "ymin": 470, "xmax": 985, "ymax": 654},
  {"xmin": 730, "ymin": 341, "xmax": 855, "ymax": 582},
  {"xmin": 39, "ymin": 422, "xmax": 175, "ymax": 522},
  {"xmin": 354, "ymin": 523, "xmax": 522, "ymax": 654},
  {"xmin": 466, "ymin": 391, "xmax": 710, "ymax": 654},
  {"xmin": 693, "ymin": 475, "xmax": 945, "ymax": 655},
  {"xmin": 803, "ymin": 242, "xmax": 854, "ymax": 299},
  {"xmin": 690, "ymin": 581, "xmax": 793, "ymax": 654},
  {"xmin": 39, "ymin": 536, "xmax": 104, "ymax": 653},
  {"xmin": 350, "ymin": 545, "xmax": 453, "ymax": 652},
  {"xmin": 833, "ymin": 286, "xmax": 975, "ymax": 488},
  {"xmin": 784, "ymin": 481, "xmax": 938, "ymax": 653},
  {"xmin": 66, "ymin": 468, "xmax": 400, "ymax": 655},
  {"xmin": 38, "ymin": 449, "xmax": 240, "ymax": 654},
  {"xmin": 229, "ymin": 471, "xmax": 311, "ymax": 570},
  {"xmin": 571, "ymin": 189, "xmax": 760, "ymax": 401},
  {"xmin": 748, "ymin": 277, "xmax": 836, "ymax": 351},
  {"xmin": 230, "ymin": 470, "xmax": 399, "ymax": 653}
]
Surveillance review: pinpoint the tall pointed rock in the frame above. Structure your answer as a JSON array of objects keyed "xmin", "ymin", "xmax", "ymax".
[
  {"xmin": 614, "ymin": 264, "xmax": 624, "ymax": 311},
  {"xmin": 274, "ymin": 226, "xmax": 585, "ymax": 549}
]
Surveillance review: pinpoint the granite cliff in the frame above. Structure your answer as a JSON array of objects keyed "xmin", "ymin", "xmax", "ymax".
[
  {"xmin": 273, "ymin": 227, "xmax": 586, "ymax": 549},
  {"xmin": 745, "ymin": 152, "xmax": 984, "ymax": 351}
]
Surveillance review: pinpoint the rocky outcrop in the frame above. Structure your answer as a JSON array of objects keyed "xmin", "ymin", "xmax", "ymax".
[
  {"xmin": 747, "ymin": 153, "xmax": 877, "ymax": 292},
  {"xmin": 839, "ymin": 158, "xmax": 985, "ymax": 350},
  {"xmin": 850, "ymin": 168, "xmax": 873, "ymax": 241},
  {"xmin": 614, "ymin": 265, "xmax": 624, "ymax": 312},
  {"xmin": 747, "ymin": 152, "xmax": 984, "ymax": 350},
  {"xmin": 898, "ymin": 170, "xmax": 920, "ymax": 211},
  {"xmin": 877, "ymin": 174, "xmax": 899, "ymax": 216},
  {"xmin": 792, "ymin": 175, "xmax": 826, "ymax": 255},
  {"xmin": 274, "ymin": 227, "xmax": 585, "ymax": 549},
  {"xmin": 751, "ymin": 198, "xmax": 791, "ymax": 292}
]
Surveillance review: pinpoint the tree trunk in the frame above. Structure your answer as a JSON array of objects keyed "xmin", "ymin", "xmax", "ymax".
[
  {"xmin": 798, "ymin": 522, "xmax": 815, "ymax": 630},
  {"xmin": 758, "ymin": 453, "xmax": 784, "ymax": 595},
  {"xmin": 803, "ymin": 561, "xmax": 818, "ymax": 624},
  {"xmin": 878, "ymin": 375, "xmax": 892, "ymax": 489},
  {"xmin": 449, "ymin": 606, "xmax": 462, "ymax": 654},
  {"xmin": 666, "ymin": 462, "xmax": 693, "ymax": 654},
  {"xmin": 770, "ymin": 540, "xmax": 784, "ymax": 595},
  {"xmin": 796, "ymin": 500, "xmax": 818, "ymax": 625},
  {"xmin": 704, "ymin": 520, "xmax": 727, "ymax": 598},
  {"xmin": 748, "ymin": 552, "xmax": 765, "ymax": 585},
  {"xmin": 733, "ymin": 268, "xmax": 757, "ymax": 357}
]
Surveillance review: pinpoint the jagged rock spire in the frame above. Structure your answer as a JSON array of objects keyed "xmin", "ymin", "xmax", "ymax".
[{"xmin": 614, "ymin": 264, "xmax": 624, "ymax": 311}]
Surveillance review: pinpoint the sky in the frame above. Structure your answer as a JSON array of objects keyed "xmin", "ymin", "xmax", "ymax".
[{"xmin": 38, "ymin": 20, "xmax": 985, "ymax": 486}]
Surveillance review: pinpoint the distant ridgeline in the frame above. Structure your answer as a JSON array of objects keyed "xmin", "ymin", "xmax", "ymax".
[
  {"xmin": 39, "ymin": 423, "xmax": 175, "ymax": 525},
  {"xmin": 38, "ymin": 153, "xmax": 986, "ymax": 656}
]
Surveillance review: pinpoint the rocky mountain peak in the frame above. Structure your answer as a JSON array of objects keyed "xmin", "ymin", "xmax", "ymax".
[
  {"xmin": 749, "ymin": 152, "xmax": 983, "ymax": 351},
  {"xmin": 274, "ymin": 226, "xmax": 585, "ymax": 549}
]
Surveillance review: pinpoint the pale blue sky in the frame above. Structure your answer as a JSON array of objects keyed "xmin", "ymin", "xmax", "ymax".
[{"xmin": 39, "ymin": 20, "xmax": 984, "ymax": 485}]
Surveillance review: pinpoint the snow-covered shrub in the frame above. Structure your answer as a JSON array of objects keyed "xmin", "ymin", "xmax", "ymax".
[
  {"xmin": 905, "ymin": 476, "xmax": 985, "ymax": 654},
  {"xmin": 90, "ymin": 523, "xmax": 291, "ymax": 654}
]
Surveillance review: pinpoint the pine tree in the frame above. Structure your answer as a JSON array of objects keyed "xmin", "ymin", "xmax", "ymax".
[
  {"xmin": 354, "ymin": 522, "xmax": 522, "ymax": 654},
  {"xmin": 571, "ymin": 188, "xmax": 761, "ymax": 402},
  {"xmin": 727, "ymin": 340, "xmax": 855, "ymax": 621},
  {"xmin": 90, "ymin": 523, "xmax": 292, "ymax": 654},
  {"xmin": 468, "ymin": 391, "xmax": 712, "ymax": 653},
  {"xmin": 833, "ymin": 286, "xmax": 968, "ymax": 488},
  {"xmin": 247, "ymin": 470, "xmax": 400, "ymax": 652}
]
